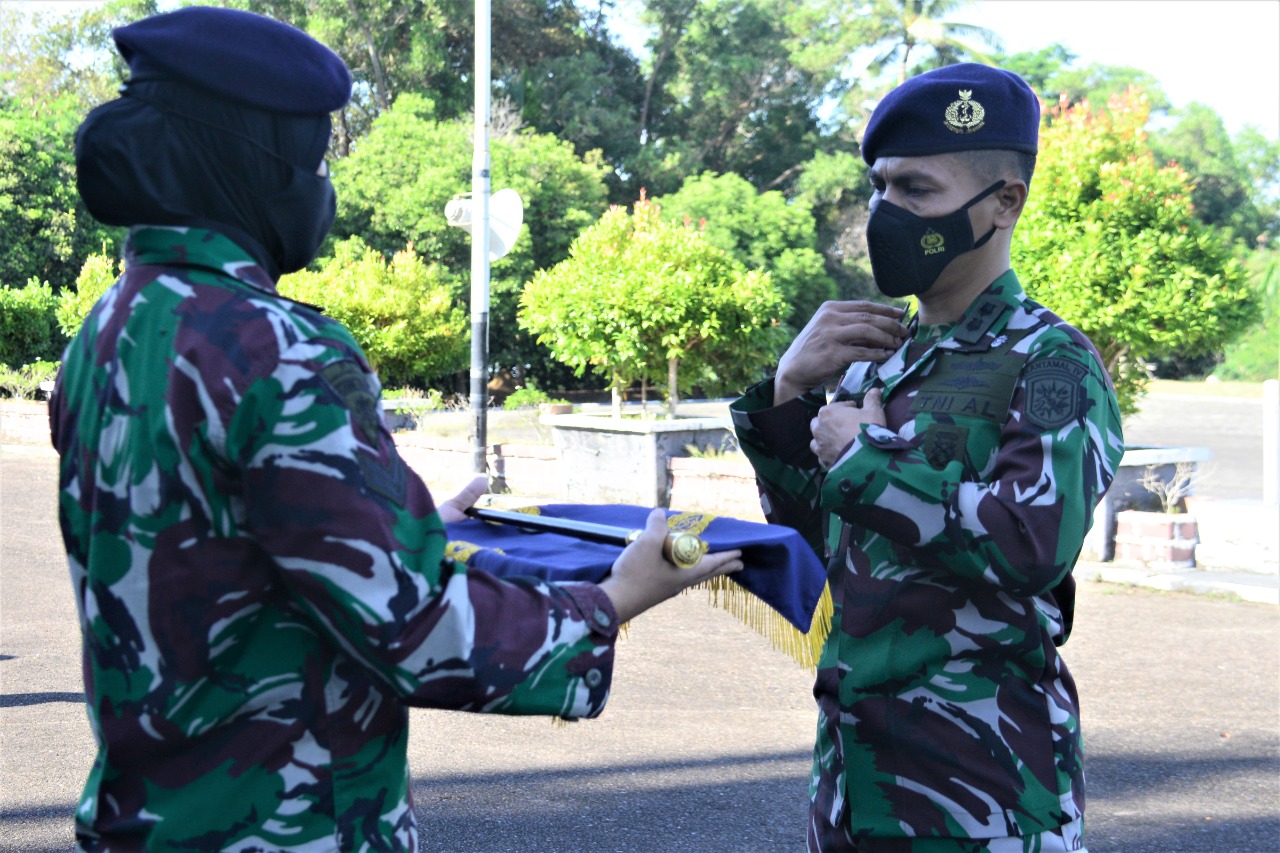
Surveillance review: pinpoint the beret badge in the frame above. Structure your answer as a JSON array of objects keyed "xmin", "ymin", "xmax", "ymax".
[{"xmin": 944, "ymin": 89, "xmax": 985, "ymax": 134}]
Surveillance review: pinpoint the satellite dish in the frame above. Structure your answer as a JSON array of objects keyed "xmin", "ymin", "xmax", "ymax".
[{"xmin": 444, "ymin": 188, "xmax": 524, "ymax": 261}]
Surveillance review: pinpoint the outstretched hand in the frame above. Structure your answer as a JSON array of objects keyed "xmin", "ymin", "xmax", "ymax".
[
  {"xmin": 436, "ymin": 476, "xmax": 489, "ymax": 523},
  {"xmin": 599, "ymin": 509, "xmax": 744, "ymax": 624}
]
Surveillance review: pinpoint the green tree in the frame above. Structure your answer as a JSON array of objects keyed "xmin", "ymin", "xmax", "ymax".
[
  {"xmin": 518, "ymin": 196, "xmax": 789, "ymax": 414},
  {"xmin": 781, "ymin": 0, "xmax": 1001, "ymax": 143},
  {"xmin": 0, "ymin": 94, "xmax": 123, "ymax": 292},
  {"xmin": 0, "ymin": 279, "xmax": 63, "ymax": 368},
  {"xmin": 1151, "ymin": 103, "xmax": 1276, "ymax": 247},
  {"xmin": 329, "ymin": 92, "xmax": 610, "ymax": 384},
  {"xmin": 1235, "ymin": 128, "xmax": 1280, "ymax": 242},
  {"xmin": 623, "ymin": 0, "xmax": 839, "ymax": 197},
  {"xmin": 654, "ymin": 171, "xmax": 836, "ymax": 330},
  {"xmin": 999, "ymin": 44, "xmax": 1168, "ymax": 120},
  {"xmin": 1214, "ymin": 249, "xmax": 1279, "ymax": 381},
  {"xmin": 230, "ymin": 0, "xmax": 621, "ymax": 157},
  {"xmin": 791, "ymin": 149, "xmax": 879, "ymax": 301},
  {"xmin": 855, "ymin": 0, "xmax": 1001, "ymax": 86},
  {"xmin": 0, "ymin": 0, "xmax": 153, "ymax": 109},
  {"xmin": 279, "ymin": 237, "xmax": 469, "ymax": 388},
  {"xmin": 1013, "ymin": 88, "xmax": 1258, "ymax": 415},
  {"xmin": 56, "ymin": 251, "xmax": 121, "ymax": 338}
]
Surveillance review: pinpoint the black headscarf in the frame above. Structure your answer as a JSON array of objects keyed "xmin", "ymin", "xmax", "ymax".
[{"xmin": 75, "ymin": 68, "xmax": 336, "ymax": 280}]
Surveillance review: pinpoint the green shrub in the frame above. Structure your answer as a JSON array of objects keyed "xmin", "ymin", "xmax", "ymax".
[
  {"xmin": 1214, "ymin": 315, "xmax": 1279, "ymax": 381},
  {"xmin": 0, "ymin": 280, "xmax": 63, "ymax": 368},
  {"xmin": 502, "ymin": 385, "xmax": 568, "ymax": 410},
  {"xmin": 279, "ymin": 238, "xmax": 469, "ymax": 389},
  {"xmin": 56, "ymin": 253, "xmax": 120, "ymax": 338},
  {"xmin": 383, "ymin": 386, "xmax": 447, "ymax": 431},
  {"xmin": 0, "ymin": 359, "xmax": 59, "ymax": 399},
  {"xmin": 1215, "ymin": 251, "xmax": 1280, "ymax": 381}
]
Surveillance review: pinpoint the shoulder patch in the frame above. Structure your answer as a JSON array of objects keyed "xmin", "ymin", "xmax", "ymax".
[
  {"xmin": 319, "ymin": 360, "xmax": 409, "ymax": 505},
  {"xmin": 319, "ymin": 360, "xmax": 383, "ymax": 444},
  {"xmin": 1023, "ymin": 357, "xmax": 1089, "ymax": 430}
]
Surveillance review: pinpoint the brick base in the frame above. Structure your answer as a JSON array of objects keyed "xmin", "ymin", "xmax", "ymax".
[{"xmin": 1114, "ymin": 510, "xmax": 1199, "ymax": 568}]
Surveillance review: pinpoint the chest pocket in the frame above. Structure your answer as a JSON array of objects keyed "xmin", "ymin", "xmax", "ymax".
[{"xmin": 909, "ymin": 346, "xmax": 1027, "ymax": 471}]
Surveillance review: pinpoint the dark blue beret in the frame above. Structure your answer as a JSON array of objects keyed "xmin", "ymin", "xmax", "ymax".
[
  {"xmin": 113, "ymin": 6, "xmax": 351, "ymax": 115},
  {"xmin": 861, "ymin": 63, "xmax": 1039, "ymax": 164}
]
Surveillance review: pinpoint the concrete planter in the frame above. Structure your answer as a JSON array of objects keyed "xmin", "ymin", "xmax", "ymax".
[
  {"xmin": 392, "ymin": 432, "xmax": 560, "ymax": 497},
  {"xmin": 542, "ymin": 412, "xmax": 734, "ymax": 507},
  {"xmin": 1113, "ymin": 509, "xmax": 1199, "ymax": 567},
  {"xmin": 0, "ymin": 399, "xmax": 50, "ymax": 446},
  {"xmin": 668, "ymin": 456, "xmax": 764, "ymax": 521},
  {"xmin": 1084, "ymin": 445, "xmax": 1212, "ymax": 562}
]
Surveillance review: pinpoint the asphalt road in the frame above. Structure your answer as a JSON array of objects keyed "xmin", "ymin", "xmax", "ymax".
[{"xmin": 2, "ymin": 449, "xmax": 1278, "ymax": 852}]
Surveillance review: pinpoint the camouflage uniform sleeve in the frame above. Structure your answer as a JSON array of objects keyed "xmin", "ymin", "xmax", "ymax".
[
  {"xmin": 819, "ymin": 339, "xmax": 1123, "ymax": 596},
  {"xmin": 226, "ymin": 333, "xmax": 618, "ymax": 719},
  {"xmin": 730, "ymin": 378, "xmax": 828, "ymax": 556}
]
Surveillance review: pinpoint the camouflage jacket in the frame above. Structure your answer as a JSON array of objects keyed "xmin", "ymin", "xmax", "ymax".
[
  {"xmin": 731, "ymin": 272, "xmax": 1124, "ymax": 842},
  {"xmin": 49, "ymin": 226, "xmax": 620, "ymax": 852}
]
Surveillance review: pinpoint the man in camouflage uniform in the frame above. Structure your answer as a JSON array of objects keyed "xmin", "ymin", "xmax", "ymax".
[
  {"xmin": 51, "ymin": 7, "xmax": 741, "ymax": 851},
  {"xmin": 731, "ymin": 64, "xmax": 1123, "ymax": 852}
]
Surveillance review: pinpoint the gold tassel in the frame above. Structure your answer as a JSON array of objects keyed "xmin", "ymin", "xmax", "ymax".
[{"xmin": 693, "ymin": 577, "xmax": 833, "ymax": 670}]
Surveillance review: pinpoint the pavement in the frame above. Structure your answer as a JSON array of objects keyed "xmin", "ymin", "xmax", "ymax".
[
  {"xmin": 2, "ymin": 388, "xmax": 1278, "ymax": 851},
  {"xmin": 2, "ymin": 449, "xmax": 1278, "ymax": 852},
  {"xmin": 1097, "ymin": 391, "xmax": 1279, "ymax": 607}
]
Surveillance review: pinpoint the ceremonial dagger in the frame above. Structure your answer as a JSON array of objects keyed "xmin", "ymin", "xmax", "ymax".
[{"xmin": 465, "ymin": 507, "xmax": 708, "ymax": 569}]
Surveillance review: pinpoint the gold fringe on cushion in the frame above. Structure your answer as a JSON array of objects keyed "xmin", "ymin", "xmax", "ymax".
[{"xmin": 693, "ymin": 576, "xmax": 833, "ymax": 670}]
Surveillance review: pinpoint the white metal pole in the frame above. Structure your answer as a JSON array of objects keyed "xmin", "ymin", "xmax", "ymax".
[
  {"xmin": 469, "ymin": 0, "xmax": 492, "ymax": 475},
  {"xmin": 1264, "ymin": 379, "xmax": 1278, "ymax": 506}
]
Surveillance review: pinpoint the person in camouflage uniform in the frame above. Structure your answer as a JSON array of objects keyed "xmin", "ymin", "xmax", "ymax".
[
  {"xmin": 731, "ymin": 64, "xmax": 1124, "ymax": 852},
  {"xmin": 51, "ymin": 8, "xmax": 741, "ymax": 851}
]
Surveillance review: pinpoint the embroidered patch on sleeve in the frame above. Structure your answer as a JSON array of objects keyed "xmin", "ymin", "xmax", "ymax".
[
  {"xmin": 1023, "ymin": 357, "xmax": 1088, "ymax": 430},
  {"xmin": 319, "ymin": 360, "xmax": 383, "ymax": 445},
  {"xmin": 320, "ymin": 360, "xmax": 408, "ymax": 505}
]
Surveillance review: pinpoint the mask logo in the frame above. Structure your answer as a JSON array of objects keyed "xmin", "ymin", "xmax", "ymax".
[
  {"xmin": 865, "ymin": 180, "xmax": 1005, "ymax": 298},
  {"xmin": 944, "ymin": 89, "xmax": 986, "ymax": 134}
]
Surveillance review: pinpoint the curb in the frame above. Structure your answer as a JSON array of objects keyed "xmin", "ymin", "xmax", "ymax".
[{"xmin": 1077, "ymin": 563, "xmax": 1279, "ymax": 606}]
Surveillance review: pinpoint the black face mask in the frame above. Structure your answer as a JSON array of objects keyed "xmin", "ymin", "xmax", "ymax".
[
  {"xmin": 865, "ymin": 180, "xmax": 1006, "ymax": 298},
  {"xmin": 260, "ymin": 162, "xmax": 337, "ymax": 276},
  {"xmin": 75, "ymin": 77, "xmax": 334, "ymax": 280}
]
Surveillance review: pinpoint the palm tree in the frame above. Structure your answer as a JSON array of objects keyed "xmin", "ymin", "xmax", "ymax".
[{"xmin": 862, "ymin": 0, "xmax": 1002, "ymax": 85}]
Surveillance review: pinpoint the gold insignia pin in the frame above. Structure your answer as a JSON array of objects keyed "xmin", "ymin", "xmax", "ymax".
[{"xmin": 944, "ymin": 89, "xmax": 986, "ymax": 134}]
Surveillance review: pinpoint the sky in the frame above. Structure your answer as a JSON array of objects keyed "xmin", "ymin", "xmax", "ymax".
[
  {"xmin": 609, "ymin": 0, "xmax": 1280, "ymax": 141},
  {"xmin": 969, "ymin": 0, "xmax": 1280, "ymax": 140},
  {"xmin": 8, "ymin": 0, "xmax": 1279, "ymax": 140}
]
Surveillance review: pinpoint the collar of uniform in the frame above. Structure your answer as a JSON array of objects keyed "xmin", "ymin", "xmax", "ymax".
[
  {"xmin": 870, "ymin": 270, "xmax": 1024, "ymax": 392},
  {"xmin": 125, "ymin": 225, "xmax": 278, "ymax": 294},
  {"xmin": 937, "ymin": 270, "xmax": 1023, "ymax": 350}
]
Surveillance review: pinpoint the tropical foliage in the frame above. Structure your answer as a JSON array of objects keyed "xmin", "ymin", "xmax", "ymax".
[
  {"xmin": 278, "ymin": 237, "xmax": 470, "ymax": 389},
  {"xmin": 1, "ymin": 0, "xmax": 1276, "ymax": 406},
  {"xmin": 1014, "ymin": 89, "xmax": 1259, "ymax": 413},
  {"xmin": 518, "ymin": 197, "xmax": 789, "ymax": 413}
]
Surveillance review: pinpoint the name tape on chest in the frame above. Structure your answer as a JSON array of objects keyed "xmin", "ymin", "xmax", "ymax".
[{"xmin": 909, "ymin": 349, "xmax": 1024, "ymax": 424}]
